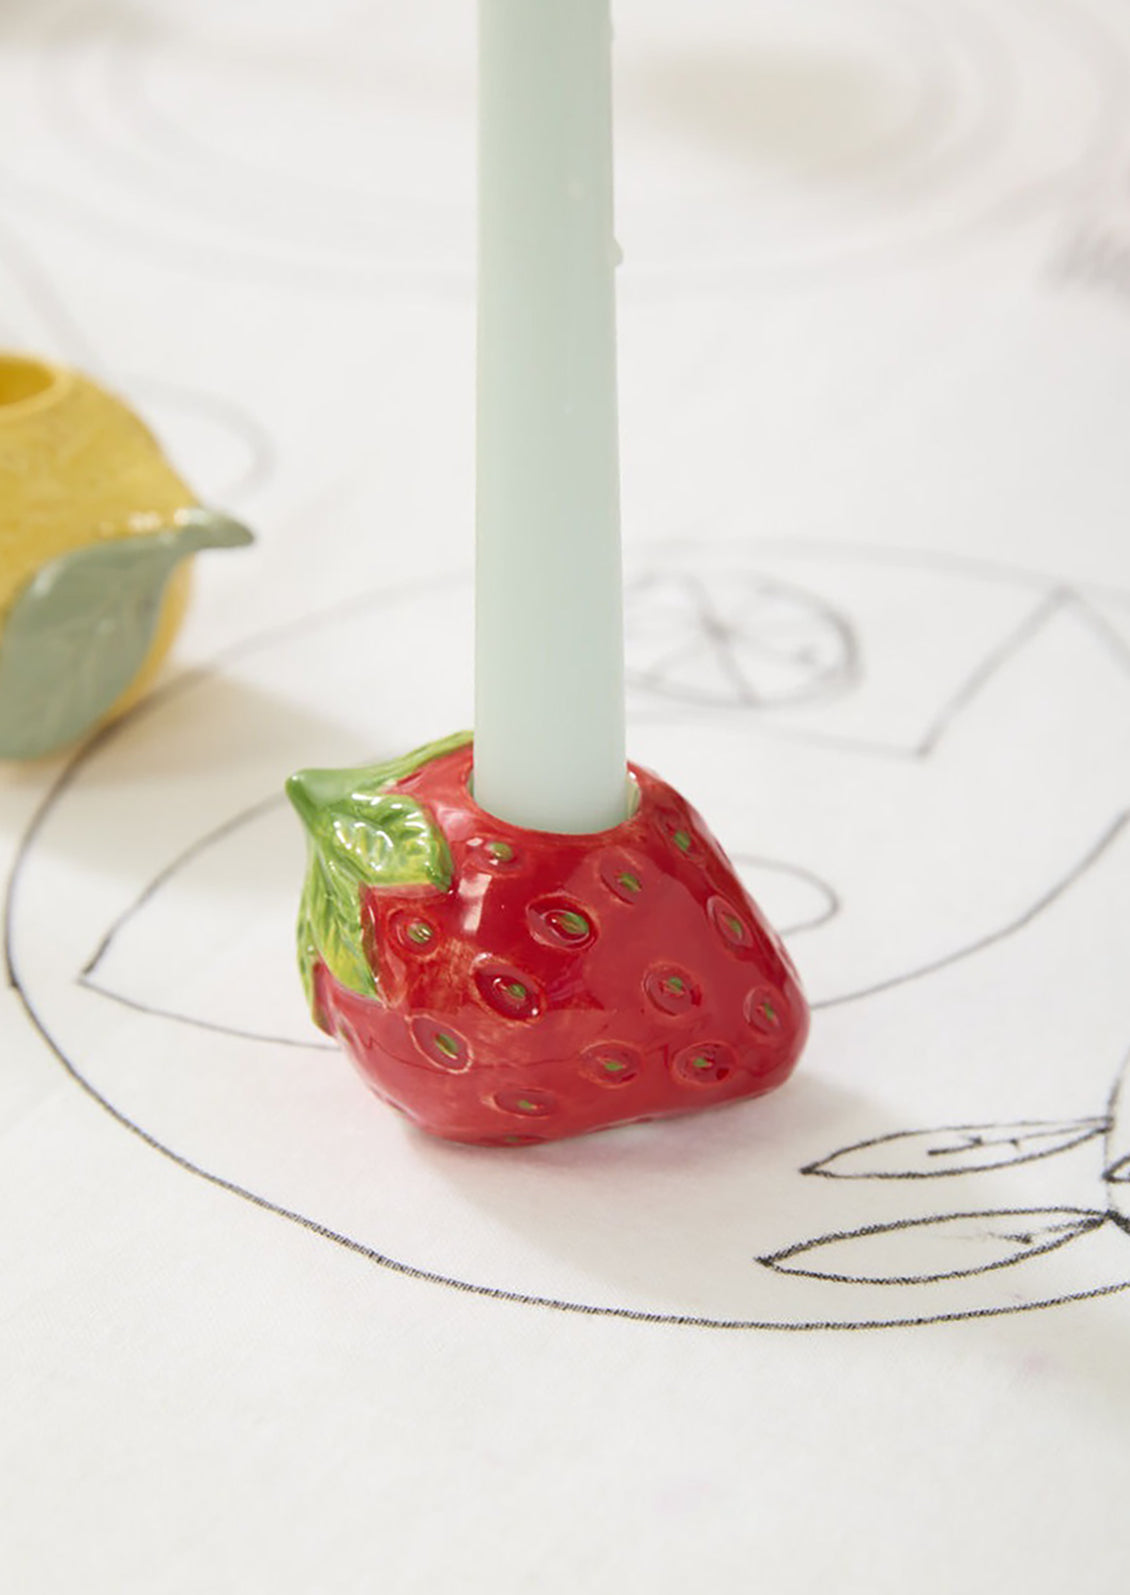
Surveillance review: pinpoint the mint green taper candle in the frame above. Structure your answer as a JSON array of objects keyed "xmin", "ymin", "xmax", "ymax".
[{"xmin": 473, "ymin": 0, "xmax": 629, "ymax": 834}]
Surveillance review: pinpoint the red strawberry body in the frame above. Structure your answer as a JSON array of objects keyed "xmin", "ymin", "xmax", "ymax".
[{"xmin": 296, "ymin": 737, "xmax": 808, "ymax": 1146}]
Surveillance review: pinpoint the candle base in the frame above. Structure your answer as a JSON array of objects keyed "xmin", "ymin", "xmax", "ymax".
[{"xmin": 287, "ymin": 733, "xmax": 809, "ymax": 1146}]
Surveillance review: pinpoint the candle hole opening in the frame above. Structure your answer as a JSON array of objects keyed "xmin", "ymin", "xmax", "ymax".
[
  {"xmin": 465, "ymin": 764, "xmax": 642, "ymax": 837},
  {"xmin": 0, "ymin": 355, "xmax": 62, "ymax": 411}
]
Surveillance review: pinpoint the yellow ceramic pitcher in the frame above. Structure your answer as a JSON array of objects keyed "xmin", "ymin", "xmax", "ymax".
[{"xmin": 0, "ymin": 352, "xmax": 252, "ymax": 758}]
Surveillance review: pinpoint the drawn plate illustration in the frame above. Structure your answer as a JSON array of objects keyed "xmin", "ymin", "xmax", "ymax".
[{"xmin": 7, "ymin": 543, "xmax": 1130, "ymax": 1329}]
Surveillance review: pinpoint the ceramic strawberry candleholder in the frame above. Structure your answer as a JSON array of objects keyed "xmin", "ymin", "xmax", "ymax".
[{"xmin": 288, "ymin": 733, "xmax": 809, "ymax": 1147}]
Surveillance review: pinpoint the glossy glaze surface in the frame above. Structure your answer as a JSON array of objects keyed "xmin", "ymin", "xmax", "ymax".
[{"xmin": 290, "ymin": 735, "xmax": 809, "ymax": 1146}]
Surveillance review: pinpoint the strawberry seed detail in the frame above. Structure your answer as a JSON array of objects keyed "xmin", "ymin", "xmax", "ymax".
[
  {"xmin": 493, "ymin": 1088, "xmax": 556, "ymax": 1118},
  {"xmin": 643, "ymin": 965, "xmax": 700, "ymax": 1016},
  {"xmin": 410, "ymin": 1016, "xmax": 473, "ymax": 1071},
  {"xmin": 708, "ymin": 895, "xmax": 753, "ymax": 950},
  {"xmin": 744, "ymin": 987, "xmax": 783, "ymax": 1035},
  {"xmin": 672, "ymin": 1041, "xmax": 737, "ymax": 1086},
  {"xmin": 528, "ymin": 896, "xmax": 597, "ymax": 951},
  {"xmin": 474, "ymin": 962, "xmax": 544, "ymax": 1020},
  {"xmin": 580, "ymin": 1042, "xmax": 643, "ymax": 1087},
  {"xmin": 599, "ymin": 851, "xmax": 649, "ymax": 904}
]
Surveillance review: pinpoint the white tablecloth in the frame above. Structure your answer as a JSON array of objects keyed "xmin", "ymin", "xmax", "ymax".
[{"xmin": 2, "ymin": 3, "xmax": 1129, "ymax": 1590}]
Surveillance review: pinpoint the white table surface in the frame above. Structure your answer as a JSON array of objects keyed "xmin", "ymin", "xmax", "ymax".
[{"xmin": 2, "ymin": 3, "xmax": 1129, "ymax": 1590}]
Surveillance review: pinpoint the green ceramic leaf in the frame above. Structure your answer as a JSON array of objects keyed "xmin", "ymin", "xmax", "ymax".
[
  {"xmin": 0, "ymin": 507, "xmax": 253, "ymax": 759},
  {"xmin": 287, "ymin": 731, "xmax": 471, "ymax": 1009}
]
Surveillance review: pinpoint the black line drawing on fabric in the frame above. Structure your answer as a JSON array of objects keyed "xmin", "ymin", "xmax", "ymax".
[
  {"xmin": 728, "ymin": 855, "xmax": 840, "ymax": 936},
  {"xmin": 8, "ymin": 0, "xmax": 472, "ymax": 297},
  {"xmin": 765, "ymin": 1050, "xmax": 1130, "ymax": 1288},
  {"xmin": 71, "ymin": 791, "xmax": 1119, "ymax": 1075},
  {"xmin": 76, "ymin": 804, "xmax": 839, "ymax": 1050},
  {"xmin": 625, "ymin": 563, "xmax": 1079, "ymax": 764},
  {"xmin": 811, "ymin": 810, "xmax": 1129, "ymax": 1012},
  {"xmin": 623, "ymin": 570, "xmax": 857, "ymax": 710},
  {"xmin": 802, "ymin": 1118, "xmax": 1112, "ymax": 1179},
  {"xmin": 0, "ymin": 217, "xmax": 275, "ymax": 501},
  {"xmin": 10, "ymin": 0, "xmax": 1130, "ymax": 293},
  {"xmin": 66, "ymin": 546, "xmax": 1126, "ymax": 1047},
  {"xmin": 78, "ymin": 790, "xmax": 337, "ymax": 1052},
  {"xmin": 121, "ymin": 377, "xmax": 274, "ymax": 504},
  {"xmin": 69, "ymin": 762, "xmax": 1125, "ymax": 1043},
  {"xmin": 97, "ymin": 8, "xmax": 443, "ymax": 224},
  {"xmin": 761, "ymin": 1208, "xmax": 1113, "ymax": 1284},
  {"xmin": 914, "ymin": 588, "xmax": 1068, "ymax": 755},
  {"xmin": 6, "ymin": 542, "xmax": 1130, "ymax": 1331},
  {"xmin": 79, "ymin": 793, "xmax": 280, "ymax": 979}
]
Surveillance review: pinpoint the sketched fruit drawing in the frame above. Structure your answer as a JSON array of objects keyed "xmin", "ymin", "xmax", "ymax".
[
  {"xmin": 0, "ymin": 352, "xmax": 252, "ymax": 758},
  {"xmin": 13, "ymin": 544, "xmax": 1130, "ymax": 1327},
  {"xmin": 624, "ymin": 568, "xmax": 854, "ymax": 710},
  {"xmin": 288, "ymin": 733, "xmax": 809, "ymax": 1145}
]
